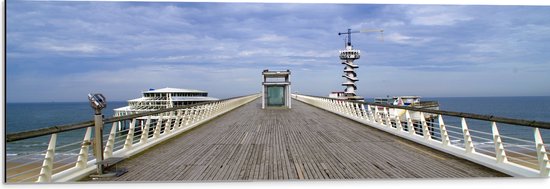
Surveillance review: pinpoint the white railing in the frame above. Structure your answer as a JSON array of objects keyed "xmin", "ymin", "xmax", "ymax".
[
  {"xmin": 5, "ymin": 94, "xmax": 260, "ymax": 183},
  {"xmin": 292, "ymin": 94, "xmax": 550, "ymax": 177}
]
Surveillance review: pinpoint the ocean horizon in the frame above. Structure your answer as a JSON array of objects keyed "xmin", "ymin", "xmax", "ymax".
[
  {"xmin": 6, "ymin": 95, "xmax": 550, "ymax": 104},
  {"xmin": 5, "ymin": 96, "xmax": 550, "ymax": 159}
]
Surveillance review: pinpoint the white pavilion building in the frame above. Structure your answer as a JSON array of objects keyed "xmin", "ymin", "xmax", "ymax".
[{"xmin": 113, "ymin": 87, "xmax": 218, "ymax": 116}]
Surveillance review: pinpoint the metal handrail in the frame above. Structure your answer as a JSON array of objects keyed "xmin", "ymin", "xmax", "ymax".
[
  {"xmin": 297, "ymin": 94, "xmax": 550, "ymax": 129},
  {"xmin": 6, "ymin": 94, "xmax": 256, "ymax": 142},
  {"xmin": 292, "ymin": 93, "xmax": 550, "ymax": 177},
  {"xmin": 6, "ymin": 93, "xmax": 260, "ymax": 182}
]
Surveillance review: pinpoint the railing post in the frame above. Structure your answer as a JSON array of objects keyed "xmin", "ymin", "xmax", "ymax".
[
  {"xmin": 164, "ymin": 111, "xmax": 174, "ymax": 134},
  {"xmin": 367, "ymin": 105, "xmax": 374, "ymax": 121},
  {"xmin": 205, "ymin": 104, "xmax": 211, "ymax": 119},
  {"xmin": 181, "ymin": 108, "xmax": 191, "ymax": 127},
  {"xmin": 153, "ymin": 115, "xmax": 164, "ymax": 139},
  {"xmin": 336, "ymin": 101, "xmax": 343, "ymax": 114},
  {"xmin": 75, "ymin": 127, "xmax": 92, "ymax": 169},
  {"xmin": 213, "ymin": 102, "xmax": 220, "ymax": 115},
  {"xmin": 140, "ymin": 116, "xmax": 152, "ymax": 144},
  {"xmin": 103, "ymin": 122, "xmax": 118, "ymax": 159},
  {"xmin": 206, "ymin": 104, "xmax": 213, "ymax": 117},
  {"xmin": 438, "ymin": 115, "xmax": 450, "ymax": 146},
  {"xmin": 352, "ymin": 102, "xmax": 353, "ymax": 117},
  {"xmin": 210, "ymin": 103, "xmax": 217, "ymax": 115},
  {"xmin": 492, "ymin": 122, "xmax": 508, "ymax": 163},
  {"xmin": 360, "ymin": 104, "xmax": 368, "ymax": 120},
  {"xmin": 202, "ymin": 105, "xmax": 208, "ymax": 119},
  {"xmin": 189, "ymin": 107, "xmax": 196, "ymax": 124},
  {"xmin": 196, "ymin": 106, "xmax": 203, "ymax": 122},
  {"xmin": 374, "ymin": 106, "xmax": 380, "ymax": 123},
  {"xmin": 199, "ymin": 105, "xmax": 205, "ymax": 121},
  {"xmin": 350, "ymin": 103, "xmax": 357, "ymax": 117},
  {"xmin": 534, "ymin": 128, "xmax": 550, "ymax": 176},
  {"xmin": 180, "ymin": 109, "xmax": 189, "ymax": 128},
  {"xmin": 337, "ymin": 100, "xmax": 342, "ymax": 113},
  {"xmin": 349, "ymin": 102, "xmax": 356, "ymax": 117},
  {"xmin": 184, "ymin": 108, "xmax": 191, "ymax": 126},
  {"xmin": 381, "ymin": 107, "xmax": 387, "ymax": 125},
  {"xmin": 196, "ymin": 105, "xmax": 203, "ymax": 121},
  {"xmin": 175, "ymin": 110, "xmax": 183, "ymax": 129},
  {"xmin": 353, "ymin": 103, "xmax": 360, "ymax": 117},
  {"xmin": 36, "ymin": 134, "xmax": 57, "ymax": 182},
  {"xmin": 332, "ymin": 100, "xmax": 338, "ymax": 112},
  {"xmin": 395, "ymin": 113, "xmax": 403, "ymax": 131},
  {"xmin": 123, "ymin": 119, "xmax": 136, "ymax": 150},
  {"xmin": 177, "ymin": 109, "xmax": 185, "ymax": 129},
  {"xmin": 462, "ymin": 118, "xmax": 475, "ymax": 153},
  {"xmin": 420, "ymin": 112, "xmax": 431, "ymax": 140},
  {"xmin": 384, "ymin": 107, "xmax": 392, "ymax": 126},
  {"xmin": 406, "ymin": 110, "xmax": 415, "ymax": 135}
]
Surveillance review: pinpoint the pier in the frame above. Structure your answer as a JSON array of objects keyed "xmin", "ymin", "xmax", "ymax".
[
  {"xmin": 5, "ymin": 94, "xmax": 550, "ymax": 183},
  {"xmin": 88, "ymin": 99, "xmax": 505, "ymax": 181}
]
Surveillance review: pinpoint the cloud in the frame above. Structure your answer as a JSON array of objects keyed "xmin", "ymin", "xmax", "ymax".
[
  {"xmin": 6, "ymin": 2, "xmax": 550, "ymax": 102},
  {"xmin": 405, "ymin": 6, "xmax": 473, "ymax": 26},
  {"xmin": 410, "ymin": 13, "xmax": 472, "ymax": 26},
  {"xmin": 351, "ymin": 20, "xmax": 405, "ymax": 29},
  {"xmin": 37, "ymin": 42, "xmax": 102, "ymax": 53},
  {"xmin": 254, "ymin": 34, "xmax": 289, "ymax": 42},
  {"xmin": 384, "ymin": 32, "xmax": 434, "ymax": 45}
]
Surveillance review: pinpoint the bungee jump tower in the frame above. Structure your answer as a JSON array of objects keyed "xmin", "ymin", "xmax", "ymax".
[{"xmin": 334, "ymin": 28, "xmax": 383, "ymax": 102}]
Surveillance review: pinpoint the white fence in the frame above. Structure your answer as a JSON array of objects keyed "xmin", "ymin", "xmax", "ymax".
[
  {"xmin": 6, "ymin": 94, "xmax": 260, "ymax": 183},
  {"xmin": 293, "ymin": 94, "xmax": 549, "ymax": 177}
]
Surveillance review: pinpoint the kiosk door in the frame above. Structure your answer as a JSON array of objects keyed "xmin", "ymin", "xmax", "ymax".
[{"xmin": 267, "ymin": 86, "xmax": 285, "ymax": 106}]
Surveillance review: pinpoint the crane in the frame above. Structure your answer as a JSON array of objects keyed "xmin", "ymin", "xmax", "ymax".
[{"xmin": 338, "ymin": 29, "xmax": 384, "ymax": 47}]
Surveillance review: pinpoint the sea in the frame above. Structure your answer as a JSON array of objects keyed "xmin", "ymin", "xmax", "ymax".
[
  {"xmin": 5, "ymin": 101, "xmax": 128, "ymax": 161},
  {"xmin": 5, "ymin": 96, "xmax": 550, "ymax": 160}
]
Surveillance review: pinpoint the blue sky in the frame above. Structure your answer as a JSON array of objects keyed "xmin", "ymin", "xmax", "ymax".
[{"xmin": 6, "ymin": 1, "xmax": 550, "ymax": 102}]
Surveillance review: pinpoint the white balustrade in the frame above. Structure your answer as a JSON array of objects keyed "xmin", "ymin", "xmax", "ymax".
[
  {"xmin": 8, "ymin": 93, "xmax": 547, "ymax": 182},
  {"xmin": 534, "ymin": 128, "xmax": 550, "ymax": 176},
  {"xmin": 492, "ymin": 122, "xmax": 508, "ymax": 163},
  {"xmin": 75, "ymin": 127, "xmax": 92, "ymax": 169},
  {"xmin": 462, "ymin": 118, "xmax": 475, "ymax": 153},
  {"xmin": 5, "ymin": 94, "xmax": 260, "ymax": 183},
  {"xmin": 292, "ymin": 94, "xmax": 549, "ymax": 177},
  {"xmin": 438, "ymin": 115, "xmax": 450, "ymax": 146},
  {"xmin": 36, "ymin": 134, "xmax": 57, "ymax": 182},
  {"xmin": 103, "ymin": 122, "xmax": 118, "ymax": 159}
]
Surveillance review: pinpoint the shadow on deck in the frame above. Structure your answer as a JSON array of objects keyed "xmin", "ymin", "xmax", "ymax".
[{"xmin": 87, "ymin": 99, "xmax": 507, "ymax": 181}]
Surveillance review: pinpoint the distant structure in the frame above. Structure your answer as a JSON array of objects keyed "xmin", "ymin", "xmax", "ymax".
[
  {"xmin": 262, "ymin": 69, "xmax": 291, "ymax": 109},
  {"xmin": 114, "ymin": 87, "xmax": 218, "ymax": 116},
  {"xmin": 331, "ymin": 28, "xmax": 383, "ymax": 101}
]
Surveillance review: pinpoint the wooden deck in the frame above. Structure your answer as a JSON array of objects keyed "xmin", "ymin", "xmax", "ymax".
[{"xmin": 89, "ymin": 99, "xmax": 507, "ymax": 182}]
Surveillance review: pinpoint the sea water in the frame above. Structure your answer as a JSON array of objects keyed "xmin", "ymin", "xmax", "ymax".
[
  {"xmin": 424, "ymin": 96, "xmax": 550, "ymax": 143},
  {"xmin": 6, "ymin": 101, "xmax": 127, "ymax": 160},
  {"xmin": 372, "ymin": 96, "xmax": 550, "ymax": 151},
  {"xmin": 5, "ymin": 97, "xmax": 550, "ymax": 159}
]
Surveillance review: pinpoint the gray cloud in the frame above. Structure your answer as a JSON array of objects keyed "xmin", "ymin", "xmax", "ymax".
[{"xmin": 6, "ymin": 2, "xmax": 550, "ymax": 102}]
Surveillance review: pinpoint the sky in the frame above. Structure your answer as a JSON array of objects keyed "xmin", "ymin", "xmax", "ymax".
[{"xmin": 6, "ymin": 1, "xmax": 550, "ymax": 102}]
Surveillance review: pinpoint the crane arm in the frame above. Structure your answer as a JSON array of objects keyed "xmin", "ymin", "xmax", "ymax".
[
  {"xmin": 338, "ymin": 28, "xmax": 384, "ymax": 46},
  {"xmin": 359, "ymin": 29, "xmax": 383, "ymax": 33}
]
